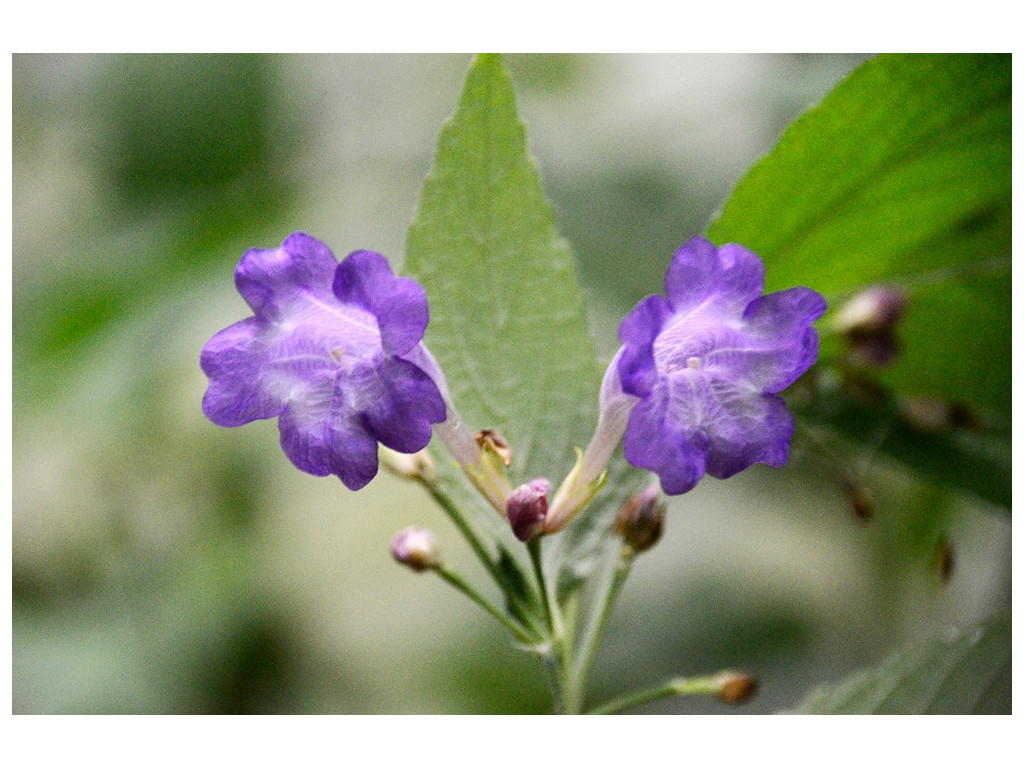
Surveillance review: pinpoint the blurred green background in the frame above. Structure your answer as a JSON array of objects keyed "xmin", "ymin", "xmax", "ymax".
[{"xmin": 12, "ymin": 54, "xmax": 1010, "ymax": 714}]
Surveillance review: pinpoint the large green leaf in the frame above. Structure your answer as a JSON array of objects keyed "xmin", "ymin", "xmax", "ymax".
[
  {"xmin": 404, "ymin": 54, "xmax": 645, "ymax": 584},
  {"xmin": 789, "ymin": 611, "xmax": 1010, "ymax": 714},
  {"xmin": 708, "ymin": 54, "xmax": 1010, "ymax": 418},
  {"xmin": 406, "ymin": 54, "xmax": 602, "ymax": 487}
]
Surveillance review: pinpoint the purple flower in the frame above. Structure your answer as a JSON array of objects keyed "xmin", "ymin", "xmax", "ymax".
[
  {"xmin": 200, "ymin": 232, "xmax": 447, "ymax": 490},
  {"xmin": 616, "ymin": 237, "xmax": 826, "ymax": 495}
]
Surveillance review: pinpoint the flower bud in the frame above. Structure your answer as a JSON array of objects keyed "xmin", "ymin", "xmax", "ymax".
[
  {"xmin": 715, "ymin": 671, "xmax": 758, "ymax": 704},
  {"xmin": 834, "ymin": 286, "xmax": 908, "ymax": 368},
  {"xmin": 614, "ymin": 487, "xmax": 665, "ymax": 553},
  {"xmin": 901, "ymin": 396, "xmax": 984, "ymax": 433},
  {"xmin": 379, "ymin": 447, "xmax": 437, "ymax": 483},
  {"xmin": 390, "ymin": 527, "xmax": 442, "ymax": 572},
  {"xmin": 506, "ymin": 479, "xmax": 551, "ymax": 542},
  {"xmin": 833, "ymin": 285, "xmax": 907, "ymax": 335},
  {"xmin": 936, "ymin": 534, "xmax": 955, "ymax": 586},
  {"xmin": 845, "ymin": 332, "xmax": 901, "ymax": 368},
  {"xmin": 838, "ymin": 471, "xmax": 874, "ymax": 522}
]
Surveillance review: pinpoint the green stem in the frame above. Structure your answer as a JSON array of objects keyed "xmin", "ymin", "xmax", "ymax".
[
  {"xmin": 425, "ymin": 481, "xmax": 547, "ymax": 642},
  {"xmin": 588, "ymin": 675, "xmax": 727, "ymax": 715},
  {"xmin": 570, "ymin": 544, "xmax": 635, "ymax": 707},
  {"xmin": 422, "ymin": 480, "xmax": 547, "ymax": 640},
  {"xmin": 435, "ymin": 567, "xmax": 533, "ymax": 643},
  {"xmin": 528, "ymin": 537, "xmax": 577, "ymax": 714},
  {"xmin": 527, "ymin": 538, "xmax": 554, "ymax": 630},
  {"xmin": 422, "ymin": 482, "xmax": 499, "ymax": 579}
]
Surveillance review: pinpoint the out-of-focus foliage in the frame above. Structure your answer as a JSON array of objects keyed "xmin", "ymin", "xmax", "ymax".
[
  {"xmin": 14, "ymin": 55, "xmax": 296, "ymax": 407},
  {"xmin": 709, "ymin": 54, "xmax": 1010, "ymax": 416},
  {"xmin": 13, "ymin": 54, "xmax": 1010, "ymax": 714},
  {"xmin": 708, "ymin": 54, "xmax": 1011, "ymax": 514},
  {"xmin": 791, "ymin": 610, "xmax": 1010, "ymax": 714}
]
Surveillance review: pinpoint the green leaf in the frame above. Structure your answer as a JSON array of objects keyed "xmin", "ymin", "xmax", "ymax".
[
  {"xmin": 708, "ymin": 54, "xmax": 1010, "ymax": 417},
  {"xmin": 406, "ymin": 54, "xmax": 603, "ymax": 486},
  {"xmin": 405, "ymin": 54, "xmax": 644, "ymax": 583},
  {"xmin": 789, "ymin": 611, "xmax": 1011, "ymax": 714}
]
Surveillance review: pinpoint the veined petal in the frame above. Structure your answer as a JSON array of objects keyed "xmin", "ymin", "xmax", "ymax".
[
  {"xmin": 235, "ymin": 232, "xmax": 338, "ymax": 320},
  {"xmin": 702, "ymin": 390, "xmax": 794, "ymax": 478},
  {"xmin": 360, "ymin": 356, "xmax": 447, "ymax": 454},
  {"xmin": 278, "ymin": 395, "xmax": 380, "ymax": 490},
  {"xmin": 623, "ymin": 393, "xmax": 707, "ymax": 496},
  {"xmin": 200, "ymin": 318, "xmax": 284, "ymax": 426},
  {"xmin": 663, "ymin": 236, "xmax": 720, "ymax": 313},
  {"xmin": 333, "ymin": 250, "xmax": 429, "ymax": 356},
  {"xmin": 618, "ymin": 294, "xmax": 672, "ymax": 398}
]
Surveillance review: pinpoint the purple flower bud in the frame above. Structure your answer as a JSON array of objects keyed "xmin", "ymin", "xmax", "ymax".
[
  {"xmin": 200, "ymin": 233, "xmax": 447, "ymax": 491},
  {"xmin": 390, "ymin": 527, "xmax": 442, "ymax": 572},
  {"xmin": 614, "ymin": 237, "xmax": 826, "ymax": 495},
  {"xmin": 506, "ymin": 479, "xmax": 551, "ymax": 542}
]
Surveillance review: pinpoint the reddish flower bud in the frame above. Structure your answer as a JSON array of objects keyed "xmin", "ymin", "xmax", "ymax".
[
  {"xmin": 716, "ymin": 671, "xmax": 758, "ymax": 704},
  {"xmin": 506, "ymin": 479, "xmax": 551, "ymax": 542},
  {"xmin": 834, "ymin": 286, "xmax": 908, "ymax": 368},
  {"xmin": 614, "ymin": 487, "xmax": 666, "ymax": 553}
]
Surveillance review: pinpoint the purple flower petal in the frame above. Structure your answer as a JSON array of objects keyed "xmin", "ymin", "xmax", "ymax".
[
  {"xmin": 333, "ymin": 250, "xmax": 429, "ymax": 356},
  {"xmin": 200, "ymin": 233, "xmax": 446, "ymax": 490},
  {"xmin": 664, "ymin": 236, "xmax": 764, "ymax": 315},
  {"xmin": 279, "ymin": 392, "xmax": 381, "ymax": 490},
  {"xmin": 616, "ymin": 237, "xmax": 825, "ymax": 495},
  {"xmin": 360, "ymin": 356, "xmax": 447, "ymax": 453},
  {"xmin": 200, "ymin": 318, "xmax": 284, "ymax": 426},
  {"xmin": 623, "ymin": 393, "xmax": 707, "ymax": 495},
  {"xmin": 618, "ymin": 295, "xmax": 672, "ymax": 398},
  {"xmin": 235, "ymin": 232, "xmax": 338, "ymax": 320}
]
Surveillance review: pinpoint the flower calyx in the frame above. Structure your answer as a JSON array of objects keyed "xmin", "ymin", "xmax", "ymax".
[
  {"xmin": 545, "ymin": 448, "xmax": 608, "ymax": 534},
  {"xmin": 454, "ymin": 427, "xmax": 514, "ymax": 514},
  {"xmin": 475, "ymin": 429, "xmax": 513, "ymax": 467}
]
